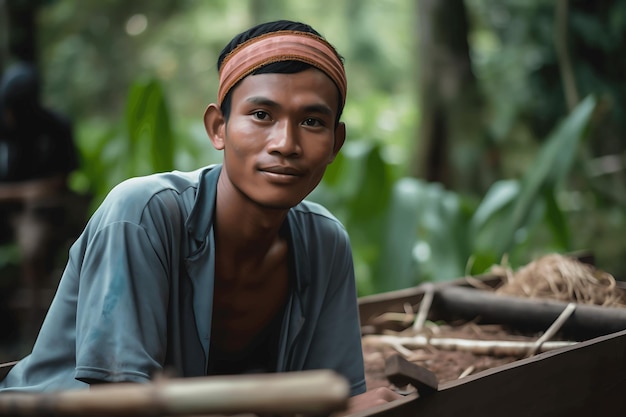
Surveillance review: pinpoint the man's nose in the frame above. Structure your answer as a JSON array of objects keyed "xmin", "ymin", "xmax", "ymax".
[{"xmin": 267, "ymin": 120, "xmax": 301, "ymax": 157}]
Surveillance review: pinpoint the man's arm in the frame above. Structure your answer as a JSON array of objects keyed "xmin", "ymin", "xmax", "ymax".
[{"xmin": 71, "ymin": 181, "xmax": 185, "ymax": 384}]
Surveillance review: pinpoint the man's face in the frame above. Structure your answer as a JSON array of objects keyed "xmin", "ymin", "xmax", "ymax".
[{"xmin": 217, "ymin": 68, "xmax": 345, "ymax": 210}]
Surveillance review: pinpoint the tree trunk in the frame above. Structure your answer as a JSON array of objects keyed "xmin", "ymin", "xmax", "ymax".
[
  {"xmin": 411, "ymin": 0, "xmax": 495, "ymax": 194},
  {"xmin": 5, "ymin": 0, "xmax": 40, "ymax": 64},
  {"xmin": 0, "ymin": 0, "xmax": 9, "ymax": 72}
]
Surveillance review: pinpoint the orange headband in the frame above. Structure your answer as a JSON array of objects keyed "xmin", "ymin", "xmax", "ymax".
[{"xmin": 217, "ymin": 30, "xmax": 347, "ymax": 107}]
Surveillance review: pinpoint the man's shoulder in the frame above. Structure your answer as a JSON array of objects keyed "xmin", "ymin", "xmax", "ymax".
[
  {"xmin": 94, "ymin": 166, "xmax": 215, "ymax": 225},
  {"xmin": 292, "ymin": 200, "xmax": 342, "ymax": 224},
  {"xmin": 110, "ymin": 165, "xmax": 221, "ymax": 202},
  {"xmin": 290, "ymin": 200, "xmax": 348, "ymax": 239},
  {"xmin": 105, "ymin": 171, "xmax": 188, "ymax": 205}
]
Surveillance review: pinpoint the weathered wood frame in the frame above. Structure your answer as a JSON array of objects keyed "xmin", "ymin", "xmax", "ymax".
[{"xmin": 356, "ymin": 276, "xmax": 626, "ymax": 417}]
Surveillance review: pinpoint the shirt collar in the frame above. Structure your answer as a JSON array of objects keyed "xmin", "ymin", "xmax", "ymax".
[{"xmin": 185, "ymin": 164, "xmax": 221, "ymax": 242}]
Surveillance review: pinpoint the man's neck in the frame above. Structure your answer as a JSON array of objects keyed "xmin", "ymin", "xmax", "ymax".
[{"xmin": 214, "ymin": 174, "xmax": 289, "ymax": 262}]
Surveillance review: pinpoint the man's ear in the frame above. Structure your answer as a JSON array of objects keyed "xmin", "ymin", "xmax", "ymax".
[
  {"xmin": 330, "ymin": 122, "xmax": 346, "ymax": 163},
  {"xmin": 203, "ymin": 103, "xmax": 226, "ymax": 150}
]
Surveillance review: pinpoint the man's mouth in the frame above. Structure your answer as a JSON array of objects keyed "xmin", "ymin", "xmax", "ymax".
[{"xmin": 260, "ymin": 166, "xmax": 303, "ymax": 176}]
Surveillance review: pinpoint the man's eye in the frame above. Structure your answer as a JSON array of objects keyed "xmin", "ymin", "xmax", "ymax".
[
  {"xmin": 253, "ymin": 111, "xmax": 269, "ymax": 120},
  {"xmin": 303, "ymin": 118, "xmax": 322, "ymax": 127}
]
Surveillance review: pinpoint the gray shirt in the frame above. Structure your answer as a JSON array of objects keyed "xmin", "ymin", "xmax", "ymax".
[{"xmin": 0, "ymin": 164, "xmax": 366, "ymax": 396}]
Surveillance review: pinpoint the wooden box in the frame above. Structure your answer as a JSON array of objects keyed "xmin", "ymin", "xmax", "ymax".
[{"xmin": 355, "ymin": 271, "xmax": 626, "ymax": 417}]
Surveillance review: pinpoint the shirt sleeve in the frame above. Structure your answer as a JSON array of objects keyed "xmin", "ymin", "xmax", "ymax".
[
  {"xmin": 303, "ymin": 226, "xmax": 367, "ymax": 397},
  {"xmin": 74, "ymin": 201, "xmax": 173, "ymax": 383}
]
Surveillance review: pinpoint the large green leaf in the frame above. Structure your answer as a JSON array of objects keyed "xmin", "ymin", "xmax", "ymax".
[
  {"xmin": 491, "ymin": 95, "xmax": 597, "ymax": 257},
  {"xmin": 374, "ymin": 177, "xmax": 423, "ymax": 292},
  {"xmin": 374, "ymin": 178, "xmax": 469, "ymax": 292},
  {"xmin": 346, "ymin": 143, "xmax": 392, "ymax": 224},
  {"xmin": 469, "ymin": 179, "xmax": 520, "ymax": 236},
  {"xmin": 416, "ymin": 184, "xmax": 469, "ymax": 282},
  {"xmin": 125, "ymin": 78, "xmax": 175, "ymax": 175},
  {"xmin": 542, "ymin": 186, "xmax": 570, "ymax": 250}
]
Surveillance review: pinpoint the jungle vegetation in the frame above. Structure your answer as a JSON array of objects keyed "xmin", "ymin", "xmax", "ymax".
[{"xmin": 2, "ymin": 0, "xmax": 625, "ymax": 296}]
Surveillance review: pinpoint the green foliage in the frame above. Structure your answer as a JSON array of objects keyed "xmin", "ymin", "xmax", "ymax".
[
  {"xmin": 478, "ymin": 95, "xmax": 597, "ymax": 259},
  {"xmin": 72, "ymin": 78, "xmax": 176, "ymax": 210},
  {"xmin": 316, "ymin": 96, "xmax": 597, "ymax": 295},
  {"xmin": 375, "ymin": 178, "xmax": 472, "ymax": 291},
  {"xmin": 126, "ymin": 78, "xmax": 175, "ymax": 175},
  {"xmin": 71, "ymin": 80, "xmax": 600, "ymax": 296},
  {"xmin": 29, "ymin": 0, "xmax": 625, "ymax": 294}
]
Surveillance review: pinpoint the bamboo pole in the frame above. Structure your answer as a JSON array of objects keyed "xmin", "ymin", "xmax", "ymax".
[
  {"xmin": 412, "ymin": 283, "xmax": 434, "ymax": 332},
  {"xmin": 0, "ymin": 370, "xmax": 349, "ymax": 416},
  {"xmin": 527, "ymin": 302, "xmax": 576, "ymax": 356},
  {"xmin": 362, "ymin": 334, "xmax": 577, "ymax": 358}
]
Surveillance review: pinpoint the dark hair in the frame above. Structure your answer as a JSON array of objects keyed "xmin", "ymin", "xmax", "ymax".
[{"xmin": 217, "ymin": 20, "xmax": 344, "ymax": 124}]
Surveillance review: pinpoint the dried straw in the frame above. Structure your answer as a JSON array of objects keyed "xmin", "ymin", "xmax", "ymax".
[{"xmin": 494, "ymin": 254, "xmax": 626, "ymax": 307}]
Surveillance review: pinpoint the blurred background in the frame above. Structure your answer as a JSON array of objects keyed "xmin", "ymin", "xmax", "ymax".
[{"xmin": 0, "ymin": 0, "xmax": 624, "ymax": 359}]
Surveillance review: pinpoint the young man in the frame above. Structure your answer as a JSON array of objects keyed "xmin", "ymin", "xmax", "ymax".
[{"xmin": 0, "ymin": 20, "xmax": 401, "ymax": 413}]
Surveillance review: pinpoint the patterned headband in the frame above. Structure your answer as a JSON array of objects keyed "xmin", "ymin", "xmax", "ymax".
[{"xmin": 217, "ymin": 30, "xmax": 347, "ymax": 107}]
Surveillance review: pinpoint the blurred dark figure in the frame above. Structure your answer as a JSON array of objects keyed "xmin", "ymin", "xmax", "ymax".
[
  {"xmin": 0, "ymin": 62, "xmax": 78, "ymax": 181},
  {"xmin": 0, "ymin": 62, "xmax": 83, "ymax": 352}
]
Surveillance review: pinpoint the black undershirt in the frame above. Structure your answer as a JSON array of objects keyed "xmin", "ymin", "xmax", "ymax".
[
  {"xmin": 208, "ymin": 222, "xmax": 293, "ymax": 375},
  {"xmin": 207, "ymin": 305, "xmax": 285, "ymax": 375}
]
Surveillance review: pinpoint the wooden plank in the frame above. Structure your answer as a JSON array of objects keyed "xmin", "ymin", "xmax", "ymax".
[
  {"xmin": 385, "ymin": 354, "xmax": 438, "ymax": 396},
  {"xmin": 356, "ymin": 330, "xmax": 626, "ymax": 417},
  {"xmin": 358, "ymin": 275, "xmax": 501, "ymax": 327}
]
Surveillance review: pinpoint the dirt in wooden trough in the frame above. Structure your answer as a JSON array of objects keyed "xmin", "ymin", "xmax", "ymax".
[
  {"xmin": 362, "ymin": 322, "xmax": 531, "ymax": 389},
  {"xmin": 361, "ymin": 253, "xmax": 626, "ymax": 391}
]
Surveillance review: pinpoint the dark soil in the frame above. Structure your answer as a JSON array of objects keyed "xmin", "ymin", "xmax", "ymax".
[{"xmin": 362, "ymin": 322, "xmax": 527, "ymax": 390}]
